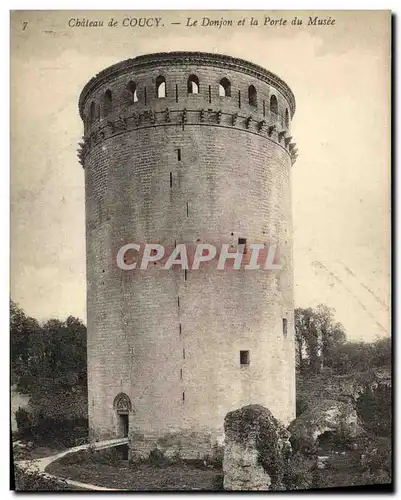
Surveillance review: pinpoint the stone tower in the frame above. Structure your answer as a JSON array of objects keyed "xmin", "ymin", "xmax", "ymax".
[{"xmin": 78, "ymin": 52, "xmax": 297, "ymax": 460}]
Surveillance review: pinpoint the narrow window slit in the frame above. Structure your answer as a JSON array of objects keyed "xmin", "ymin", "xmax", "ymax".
[
  {"xmin": 170, "ymin": 172, "xmax": 173, "ymax": 188},
  {"xmin": 263, "ymin": 100, "xmax": 266, "ymax": 117},
  {"xmin": 186, "ymin": 202, "xmax": 189, "ymax": 217},
  {"xmin": 180, "ymin": 368, "xmax": 183, "ymax": 379},
  {"xmin": 179, "ymin": 323, "xmax": 182, "ymax": 335},
  {"xmin": 177, "ymin": 296, "xmax": 180, "ymax": 308},
  {"xmin": 248, "ymin": 85, "xmax": 257, "ymax": 107},
  {"xmin": 177, "ymin": 149, "xmax": 181, "ymax": 161},
  {"xmin": 283, "ymin": 318, "xmax": 288, "ymax": 336},
  {"xmin": 183, "ymin": 348, "xmax": 185, "ymax": 359},
  {"xmin": 238, "ymin": 90, "xmax": 241, "ymax": 108},
  {"xmin": 184, "ymin": 269, "xmax": 187, "ymax": 281},
  {"xmin": 175, "ymin": 84, "xmax": 178, "ymax": 103},
  {"xmin": 182, "ymin": 391, "xmax": 185, "ymax": 402},
  {"xmin": 144, "ymin": 87, "xmax": 147, "ymax": 106},
  {"xmin": 208, "ymin": 85, "xmax": 212, "ymax": 104},
  {"xmin": 285, "ymin": 109, "xmax": 289, "ymax": 129}
]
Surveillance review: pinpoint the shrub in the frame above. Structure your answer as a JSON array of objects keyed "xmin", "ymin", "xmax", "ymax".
[
  {"xmin": 283, "ymin": 451, "xmax": 314, "ymax": 491},
  {"xmin": 359, "ymin": 436, "xmax": 392, "ymax": 485},
  {"xmin": 15, "ymin": 407, "xmax": 32, "ymax": 438},
  {"xmin": 15, "ymin": 401, "xmax": 88, "ymax": 448},
  {"xmin": 13, "ymin": 465, "xmax": 68, "ymax": 491},
  {"xmin": 296, "ymin": 397, "xmax": 308, "ymax": 417},
  {"xmin": 356, "ymin": 385, "xmax": 391, "ymax": 437},
  {"xmin": 148, "ymin": 447, "xmax": 168, "ymax": 466}
]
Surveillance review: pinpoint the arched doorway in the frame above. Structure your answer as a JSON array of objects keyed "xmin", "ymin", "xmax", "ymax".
[{"xmin": 113, "ymin": 393, "xmax": 132, "ymax": 438}]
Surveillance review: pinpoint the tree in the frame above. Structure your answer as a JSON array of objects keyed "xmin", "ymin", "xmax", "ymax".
[
  {"xmin": 10, "ymin": 300, "xmax": 42, "ymax": 388},
  {"xmin": 325, "ymin": 337, "xmax": 391, "ymax": 374},
  {"xmin": 295, "ymin": 305, "xmax": 346, "ymax": 373},
  {"xmin": 295, "ymin": 308, "xmax": 314, "ymax": 372},
  {"xmin": 11, "ymin": 302, "xmax": 88, "ymax": 445},
  {"xmin": 315, "ymin": 304, "xmax": 346, "ymax": 369},
  {"xmin": 10, "ymin": 301, "xmax": 87, "ymax": 393}
]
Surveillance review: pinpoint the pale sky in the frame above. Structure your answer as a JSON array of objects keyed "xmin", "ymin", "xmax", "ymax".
[{"xmin": 10, "ymin": 10, "xmax": 391, "ymax": 341}]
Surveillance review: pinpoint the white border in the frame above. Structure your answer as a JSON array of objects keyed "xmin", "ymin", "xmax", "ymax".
[{"xmin": 4, "ymin": 3, "xmax": 396, "ymax": 498}]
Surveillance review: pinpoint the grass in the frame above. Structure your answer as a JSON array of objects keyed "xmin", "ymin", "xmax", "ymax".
[{"xmin": 47, "ymin": 459, "xmax": 223, "ymax": 491}]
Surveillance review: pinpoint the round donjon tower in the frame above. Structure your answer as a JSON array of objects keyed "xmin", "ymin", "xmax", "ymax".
[{"xmin": 78, "ymin": 52, "xmax": 297, "ymax": 459}]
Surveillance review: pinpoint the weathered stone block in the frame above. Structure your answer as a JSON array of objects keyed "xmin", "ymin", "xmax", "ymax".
[
  {"xmin": 288, "ymin": 399, "xmax": 365, "ymax": 453},
  {"xmin": 223, "ymin": 404, "xmax": 291, "ymax": 490}
]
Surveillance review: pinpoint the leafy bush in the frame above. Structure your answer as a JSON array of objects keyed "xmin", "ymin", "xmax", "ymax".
[
  {"xmin": 15, "ymin": 411, "xmax": 88, "ymax": 448},
  {"xmin": 13, "ymin": 465, "xmax": 68, "ymax": 491},
  {"xmin": 296, "ymin": 397, "xmax": 309, "ymax": 417},
  {"xmin": 148, "ymin": 447, "xmax": 168, "ymax": 466},
  {"xmin": 283, "ymin": 451, "xmax": 314, "ymax": 490},
  {"xmin": 359, "ymin": 436, "xmax": 392, "ymax": 484},
  {"xmin": 357, "ymin": 384, "xmax": 391, "ymax": 437},
  {"xmin": 326, "ymin": 338, "xmax": 391, "ymax": 375},
  {"xmin": 15, "ymin": 407, "xmax": 32, "ymax": 438}
]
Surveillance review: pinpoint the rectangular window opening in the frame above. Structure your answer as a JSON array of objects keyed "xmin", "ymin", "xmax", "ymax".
[
  {"xmin": 175, "ymin": 84, "xmax": 178, "ymax": 103},
  {"xmin": 177, "ymin": 296, "xmax": 180, "ymax": 308},
  {"xmin": 208, "ymin": 85, "xmax": 212, "ymax": 104},
  {"xmin": 180, "ymin": 368, "xmax": 183, "ymax": 379},
  {"xmin": 238, "ymin": 237, "xmax": 247, "ymax": 253},
  {"xmin": 240, "ymin": 350, "xmax": 250, "ymax": 365},
  {"xmin": 238, "ymin": 90, "xmax": 241, "ymax": 108},
  {"xmin": 263, "ymin": 100, "xmax": 266, "ymax": 117},
  {"xmin": 283, "ymin": 318, "xmax": 288, "ymax": 336},
  {"xmin": 177, "ymin": 148, "xmax": 181, "ymax": 161},
  {"xmin": 179, "ymin": 323, "xmax": 182, "ymax": 335},
  {"xmin": 183, "ymin": 348, "xmax": 185, "ymax": 359},
  {"xmin": 170, "ymin": 172, "xmax": 173, "ymax": 189},
  {"xmin": 182, "ymin": 391, "xmax": 185, "ymax": 402},
  {"xmin": 144, "ymin": 87, "xmax": 147, "ymax": 106},
  {"xmin": 186, "ymin": 202, "xmax": 189, "ymax": 217},
  {"xmin": 184, "ymin": 269, "xmax": 187, "ymax": 281}
]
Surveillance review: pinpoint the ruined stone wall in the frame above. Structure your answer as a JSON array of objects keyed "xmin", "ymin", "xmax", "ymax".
[{"xmin": 79, "ymin": 52, "xmax": 297, "ymax": 457}]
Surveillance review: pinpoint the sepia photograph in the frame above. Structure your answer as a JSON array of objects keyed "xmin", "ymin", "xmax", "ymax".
[{"xmin": 10, "ymin": 9, "xmax": 391, "ymax": 491}]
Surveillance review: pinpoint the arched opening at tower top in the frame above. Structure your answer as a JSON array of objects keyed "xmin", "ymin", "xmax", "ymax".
[
  {"xmin": 219, "ymin": 78, "xmax": 231, "ymax": 97},
  {"xmin": 156, "ymin": 76, "xmax": 166, "ymax": 98},
  {"xmin": 187, "ymin": 74, "xmax": 200, "ymax": 94},
  {"xmin": 248, "ymin": 85, "xmax": 257, "ymax": 107},
  {"xmin": 103, "ymin": 89, "xmax": 112, "ymax": 117},
  {"xmin": 124, "ymin": 81, "xmax": 138, "ymax": 105},
  {"xmin": 89, "ymin": 101, "xmax": 96, "ymax": 122},
  {"xmin": 270, "ymin": 94, "xmax": 278, "ymax": 114}
]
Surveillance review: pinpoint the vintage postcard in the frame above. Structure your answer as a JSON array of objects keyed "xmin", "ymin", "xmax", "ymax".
[{"xmin": 10, "ymin": 10, "xmax": 391, "ymax": 491}]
